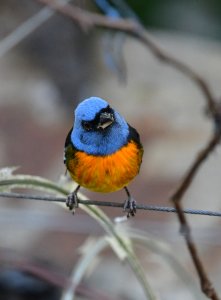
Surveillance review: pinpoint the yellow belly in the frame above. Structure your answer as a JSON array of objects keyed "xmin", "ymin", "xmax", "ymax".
[{"xmin": 67, "ymin": 141, "xmax": 142, "ymax": 193}]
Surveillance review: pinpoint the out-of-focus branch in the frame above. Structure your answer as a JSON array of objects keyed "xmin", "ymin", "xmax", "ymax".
[
  {"xmin": 37, "ymin": 0, "xmax": 217, "ymax": 116},
  {"xmin": 0, "ymin": 0, "xmax": 70, "ymax": 58},
  {"xmin": 3, "ymin": 258, "xmax": 114, "ymax": 300}
]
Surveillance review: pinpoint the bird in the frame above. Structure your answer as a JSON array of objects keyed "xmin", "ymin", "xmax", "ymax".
[{"xmin": 64, "ymin": 96, "xmax": 143, "ymax": 217}]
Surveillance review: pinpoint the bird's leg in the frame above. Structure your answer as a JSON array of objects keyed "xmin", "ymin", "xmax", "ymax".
[
  {"xmin": 123, "ymin": 187, "xmax": 137, "ymax": 218},
  {"xmin": 66, "ymin": 185, "xmax": 80, "ymax": 213}
]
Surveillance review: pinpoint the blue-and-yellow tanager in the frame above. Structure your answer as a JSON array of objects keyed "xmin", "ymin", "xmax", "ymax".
[{"xmin": 64, "ymin": 97, "xmax": 143, "ymax": 217}]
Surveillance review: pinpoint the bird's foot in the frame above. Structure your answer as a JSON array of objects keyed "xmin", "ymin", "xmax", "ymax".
[
  {"xmin": 66, "ymin": 190, "xmax": 79, "ymax": 214},
  {"xmin": 123, "ymin": 197, "xmax": 137, "ymax": 218}
]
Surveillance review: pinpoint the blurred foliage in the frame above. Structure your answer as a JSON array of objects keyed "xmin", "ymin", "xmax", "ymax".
[{"xmin": 0, "ymin": 167, "xmax": 157, "ymax": 300}]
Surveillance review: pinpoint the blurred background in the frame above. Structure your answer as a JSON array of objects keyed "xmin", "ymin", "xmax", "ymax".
[{"xmin": 1, "ymin": 0, "xmax": 221, "ymax": 299}]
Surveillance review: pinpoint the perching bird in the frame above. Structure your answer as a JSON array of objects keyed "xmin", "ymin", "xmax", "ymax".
[{"xmin": 64, "ymin": 97, "xmax": 143, "ymax": 217}]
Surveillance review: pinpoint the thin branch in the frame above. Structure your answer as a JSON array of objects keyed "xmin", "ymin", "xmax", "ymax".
[
  {"xmin": 172, "ymin": 201, "xmax": 217, "ymax": 299},
  {"xmin": 170, "ymin": 134, "xmax": 221, "ymax": 300}
]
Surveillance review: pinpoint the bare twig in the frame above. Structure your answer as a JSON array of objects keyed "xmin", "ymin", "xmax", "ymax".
[
  {"xmin": 27, "ymin": 1, "xmax": 221, "ymax": 298},
  {"xmin": 170, "ymin": 133, "xmax": 221, "ymax": 300}
]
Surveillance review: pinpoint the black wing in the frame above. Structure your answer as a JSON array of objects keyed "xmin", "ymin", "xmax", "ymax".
[
  {"xmin": 128, "ymin": 124, "xmax": 143, "ymax": 149},
  {"xmin": 64, "ymin": 127, "xmax": 73, "ymax": 164}
]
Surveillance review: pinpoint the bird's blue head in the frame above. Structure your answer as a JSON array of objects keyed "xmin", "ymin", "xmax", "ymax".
[{"xmin": 71, "ymin": 97, "xmax": 129, "ymax": 155}]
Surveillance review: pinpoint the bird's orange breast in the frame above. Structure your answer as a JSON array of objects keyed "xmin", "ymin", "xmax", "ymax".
[{"xmin": 67, "ymin": 141, "xmax": 143, "ymax": 193}]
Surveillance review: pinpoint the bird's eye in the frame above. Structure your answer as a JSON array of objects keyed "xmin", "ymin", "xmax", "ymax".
[{"xmin": 82, "ymin": 121, "xmax": 92, "ymax": 131}]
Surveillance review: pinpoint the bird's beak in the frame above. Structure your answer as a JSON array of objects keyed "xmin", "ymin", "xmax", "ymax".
[{"xmin": 97, "ymin": 112, "xmax": 114, "ymax": 129}]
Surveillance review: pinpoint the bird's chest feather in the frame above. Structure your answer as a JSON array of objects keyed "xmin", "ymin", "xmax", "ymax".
[{"xmin": 66, "ymin": 141, "xmax": 142, "ymax": 193}]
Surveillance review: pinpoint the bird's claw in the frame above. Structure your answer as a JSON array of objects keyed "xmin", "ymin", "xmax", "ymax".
[
  {"xmin": 123, "ymin": 197, "xmax": 137, "ymax": 218},
  {"xmin": 66, "ymin": 192, "xmax": 79, "ymax": 214}
]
